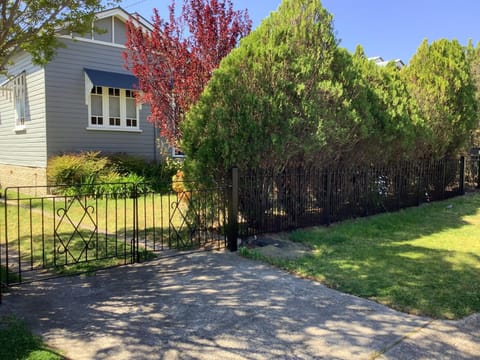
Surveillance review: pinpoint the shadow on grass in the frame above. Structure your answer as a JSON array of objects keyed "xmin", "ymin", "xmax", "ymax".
[
  {"xmin": 0, "ymin": 316, "xmax": 62, "ymax": 360},
  {"xmin": 257, "ymin": 194, "xmax": 480, "ymax": 319}
]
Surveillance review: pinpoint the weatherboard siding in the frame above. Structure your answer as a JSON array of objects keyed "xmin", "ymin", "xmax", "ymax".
[
  {"xmin": 44, "ymin": 38, "xmax": 156, "ymax": 160},
  {"xmin": 0, "ymin": 53, "xmax": 47, "ymax": 168}
]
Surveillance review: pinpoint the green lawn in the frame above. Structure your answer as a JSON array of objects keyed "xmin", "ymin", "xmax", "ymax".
[
  {"xmin": 0, "ymin": 316, "xmax": 63, "ymax": 360},
  {"xmin": 241, "ymin": 193, "xmax": 480, "ymax": 320}
]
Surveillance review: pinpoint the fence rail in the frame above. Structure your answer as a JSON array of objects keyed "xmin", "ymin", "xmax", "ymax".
[{"xmin": 237, "ymin": 157, "xmax": 478, "ymax": 237}]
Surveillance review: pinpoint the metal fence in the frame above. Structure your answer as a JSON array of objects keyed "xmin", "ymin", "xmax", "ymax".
[
  {"xmin": 237, "ymin": 157, "xmax": 477, "ymax": 237},
  {"xmin": 0, "ymin": 181, "xmax": 227, "ymax": 294},
  {"xmin": 1, "ymin": 156, "xmax": 479, "ymax": 301}
]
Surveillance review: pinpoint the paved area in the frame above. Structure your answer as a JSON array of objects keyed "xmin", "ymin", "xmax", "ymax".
[{"xmin": 0, "ymin": 250, "xmax": 479, "ymax": 359}]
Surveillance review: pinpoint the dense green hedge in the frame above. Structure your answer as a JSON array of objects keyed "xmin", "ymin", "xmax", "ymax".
[{"xmin": 181, "ymin": 0, "xmax": 478, "ymax": 184}]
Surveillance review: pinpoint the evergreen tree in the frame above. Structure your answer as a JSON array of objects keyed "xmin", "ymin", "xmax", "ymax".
[
  {"xmin": 403, "ymin": 39, "xmax": 478, "ymax": 157},
  {"xmin": 182, "ymin": 0, "xmax": 351, "ymax": 179}
]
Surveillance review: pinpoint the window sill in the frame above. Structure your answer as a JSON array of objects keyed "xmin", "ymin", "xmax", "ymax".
[
  {"xmin": 86, "ymin": 127, "xmax": 142, "ymax": 133},
  {"xmin": 14, "ymin": 125, "xmax": 26, "ymax": 133}
]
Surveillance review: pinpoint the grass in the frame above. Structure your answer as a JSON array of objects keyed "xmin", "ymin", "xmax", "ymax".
[
  {"xmin": 0, "ymin": 316, "xmax": 63, "ymax": 360},
  {"xmin": 240, "ymin": 193, "xmax": 480, "ymax": 320}
]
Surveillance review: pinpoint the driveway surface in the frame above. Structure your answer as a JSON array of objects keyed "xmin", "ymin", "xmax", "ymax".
[{"xmin": 0, "ymin": 250, "xmax": 479, "ymax": 359}]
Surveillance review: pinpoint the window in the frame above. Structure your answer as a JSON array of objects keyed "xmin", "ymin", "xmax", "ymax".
[
  {"xmin": 88, "ymin": 86, "xmax": 139, "ymax": 130},
  {"xmin": 172, "ymin": 148, "xmax": 185, "ymax": 158},
  {"xmin": 13, "ymin": 72, "xmax": 26, "ymax": 128},
  {"xmin": 108, "ymin": 87, "xmax": 121, "ymax": 126},
  {"xmin": 90, "ymin": 86, "xmax": 103, "ymax": 125},
  {"xmin": 125, "ymin": 90, "xmax": 137, "ymax": 128}
]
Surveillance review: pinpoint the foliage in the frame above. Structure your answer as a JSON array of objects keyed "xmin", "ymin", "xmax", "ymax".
[
  {"xmin": 182, "ymin": 0, "xmax": 341, "ymax": 181},
  {"xmin": 344, "ymin": 47, "xmax": 418, "ymax": 162},
  {"xmin": 182, "ymin": 1, "xmax": 479, "ymax": 190},
  {"xmin": 0, "ymin": 0, "xmax": 115, "ymax": 75},
  {"xmin": 467, "ymin": 41, "xmax": 480, "ymax": 149},
  {"xmin": 47, "ymin": 152, "xmax": 183, "ymax": 195},
  {"xmin": 47, "ymin": 151, "xmax": 110, "ymax": 186},
  {"xmin": 108, "ymin": 153, "xmax": 182, "ymax": 192},
  {"xmin": 241, "ymin": 193, "xmax": 480, "ymax": 319},
  {"xmin": 0, "ymin": 316, "xmax": 62, "ymax": 360},
  {"xmin": 124, "ymin": 0, "xmax": 251, "ymax": 146},
  {"xmin": 403, "ymin": 39, "xmax": 478, "ymax": 157}
]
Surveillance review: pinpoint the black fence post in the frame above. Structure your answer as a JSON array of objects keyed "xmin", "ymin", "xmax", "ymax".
[
  {"xmin": 227, "ymin": 167, "xmax": 239, "ymax": 251},
  {"xmin": 477, "ymin": 158, "xmax": 480, "ymax": 189},
  {"xmin": 133, "ymin": 184, "xmax": 139, "ymax": 263},
  {"xmin": 0, "ymin": 192, "xmax": 2, "ymax": 304},
  {"xmin": 324, "ymin": 170, "xmax": 332, "ymax": 225},
  {"xmin": 416, "ymin": 161, "xmax": 423, "ymax": 206},
  {"xmin": 0, "ymin": 188, "xmax": 3, "ymax": 304},
  {"xmin": 459, "ymin": 156, "xmax": 465, "ymax": 195}
]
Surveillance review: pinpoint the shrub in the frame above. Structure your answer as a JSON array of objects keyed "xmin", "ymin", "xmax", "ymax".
[
  {"xmin": 109, "ymin": 153, "xmax": 182, "ymax": 193},
  {"xmin": 47, "ymin": 151, "xmax": 110, "ymax": 186},
  {"xmin": 47, "ymin": 151, "xmax": 183, "ymax": 195}
]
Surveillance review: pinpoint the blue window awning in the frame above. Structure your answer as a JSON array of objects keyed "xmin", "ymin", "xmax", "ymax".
[{"xmin": 84, "ymin": 68, "xmax": 138, "ymax": 90}]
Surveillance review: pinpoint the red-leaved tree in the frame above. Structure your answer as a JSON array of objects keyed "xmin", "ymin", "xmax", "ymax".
[{"xmin": 124, "ymin": 0, "xmax": 251, "ymax": 146}]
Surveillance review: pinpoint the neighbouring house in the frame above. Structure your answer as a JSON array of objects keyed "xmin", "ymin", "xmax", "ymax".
[
  {"xmin": 0, "ymin": 7, "xmax": 166, "ymax": 190},
  {"xmin": 369, "ymin": 56, "xmax": 405, "ymax": 69}
]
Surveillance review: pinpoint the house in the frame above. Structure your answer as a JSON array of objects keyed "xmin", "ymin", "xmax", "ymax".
[
  {"xmin": 0, "ymin": 7, "xmax": 161, "ymax": 190},
  {"xmin": 369, "ymin": 56, "xmax": 405, "ymax": 69}
]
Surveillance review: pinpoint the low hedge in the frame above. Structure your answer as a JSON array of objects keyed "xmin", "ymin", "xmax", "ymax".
[{"xmin": 47, "ymin": 152, "xmax": 182, "ymax": 195}]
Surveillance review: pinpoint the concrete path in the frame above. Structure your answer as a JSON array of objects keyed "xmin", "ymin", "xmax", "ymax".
[{"xmin": 0, "ymin": 251, "xmax": 479, "ymax": 359}]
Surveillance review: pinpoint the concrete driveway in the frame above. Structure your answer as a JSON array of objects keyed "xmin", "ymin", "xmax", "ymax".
[{"xmin": 0, "ymin": 250, "xmax": 479, "ymax": 359}]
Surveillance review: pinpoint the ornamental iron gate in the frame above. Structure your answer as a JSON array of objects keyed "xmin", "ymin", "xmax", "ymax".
[{"xmin": 1, "ymin": 181, "xmax": 229, "ymax": 301}]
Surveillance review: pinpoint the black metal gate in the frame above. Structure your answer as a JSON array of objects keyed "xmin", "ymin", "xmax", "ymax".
[{"xmin": 0, "ymin": 181, "xmax": 228, "ymax": 299}]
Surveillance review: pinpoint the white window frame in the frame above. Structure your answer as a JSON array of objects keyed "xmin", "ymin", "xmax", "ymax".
[
  {"xmin": 171, "ymin": 147, "xmax": 185, "ymax": 158},
  {"xmin": 13, "ymin": 71, "xmax": 27, "ymax": 131},
  {"xmin": 85, "ymin": 77, "xmax": 142, "ymax": 132}
]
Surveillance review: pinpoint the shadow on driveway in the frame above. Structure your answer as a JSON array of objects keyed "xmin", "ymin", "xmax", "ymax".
[{"xmin": 0, "ymin": 251, "xmax": 479, "ymax": 359}]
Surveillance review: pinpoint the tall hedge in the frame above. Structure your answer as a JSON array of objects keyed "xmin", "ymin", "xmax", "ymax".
[
  {"xmin": 403, "ymin": 39, "xmax": 478, "ymax": 157},
  {"xmin": 182, "ymin": 0, "xmax": 344, "ymax": 180},
  {"xmin": 182, "ymin": 0, "xmax": 479, "ymax": 184}
]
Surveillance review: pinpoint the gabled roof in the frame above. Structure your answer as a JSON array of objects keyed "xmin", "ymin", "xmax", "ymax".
[
  {"xmin": 94, "ymin": 6, "xmax": 153, "ymax": 32},
  {"xmin": 369, "ymin": 56, "xmax": 405, "ymax": 69},
  {"xmin": 369, "ymin": 56, "xmax": 384, "ymax": 63}
]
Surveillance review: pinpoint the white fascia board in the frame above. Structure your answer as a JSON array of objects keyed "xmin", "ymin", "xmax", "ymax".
[{"xmin": 95, "ymin": 7, "xmax": 153, "ymax": 32}]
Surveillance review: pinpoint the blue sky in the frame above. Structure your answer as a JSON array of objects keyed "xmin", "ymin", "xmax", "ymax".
[{"xmin": 120, "ymin": 0, "xmax": 480, "ymax": 64}]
